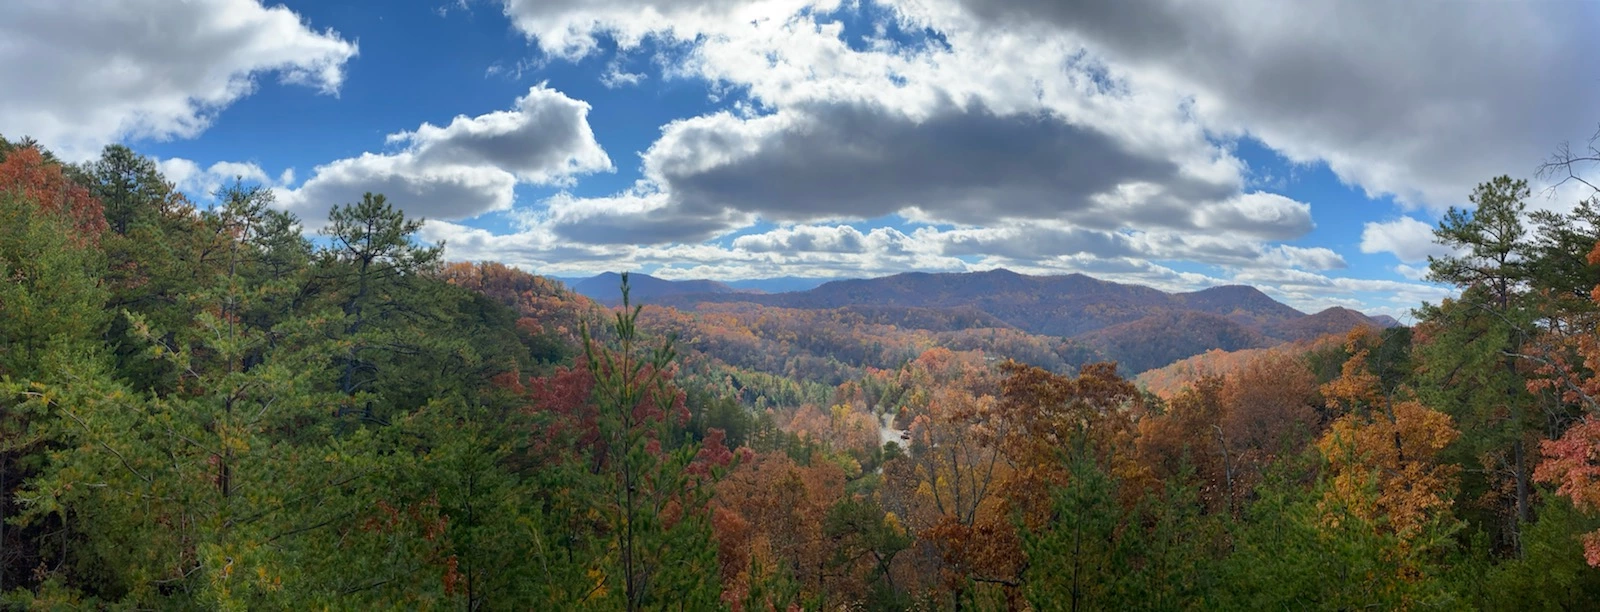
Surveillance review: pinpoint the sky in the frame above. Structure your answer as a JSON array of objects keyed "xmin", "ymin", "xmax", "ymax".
[{"xmin": 5, "ymin": 0, "xmax": 1600, "ymax": 320}]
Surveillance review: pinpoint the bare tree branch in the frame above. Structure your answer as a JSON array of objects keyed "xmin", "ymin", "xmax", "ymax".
[{"xmin": 1538, "ymin": 123, "xmax": 1600, "ymax": 198}]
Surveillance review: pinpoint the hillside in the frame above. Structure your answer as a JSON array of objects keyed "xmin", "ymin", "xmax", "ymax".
[
  {"xmin": 1136, "ymin": 334, "xmax": 1348, "ymax": 398},
  {"xmin": 651, "ymin": 269, "xmax": 1393, "ymax": 373},
  {"xmin": 573, "ymin": 272, "xmax": 743, "ymax": 303},
  {"xmin": 1074, "ymin": 310, "xmax": 1274, "ymax": 374},
  {"xmin": 666, "ymin": 269, "xmax": 1177, "ymax": 337},
  {"xmin": 1176, "ymin": 285, "xmax": 1305, "ymax": 325},
  {"xmin": 636, "ymin": 302, "xmax": 1078, "ymax": 387},
  {"xmin": 724, "ymin": 276, "xmax": 838, "ymax": 293},
  {"xmin": 1370, "ymin": 314, "xmax": 1403, "ymax": 328},
  {"xmin": 1266, "ymin": 306, "xmax": 1385, "ymax": 341}
]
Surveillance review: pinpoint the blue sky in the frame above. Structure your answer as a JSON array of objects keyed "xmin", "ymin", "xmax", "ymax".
[{"xmin": 6, "ymin": 0, "xmax": 1600, "ymax": 319}]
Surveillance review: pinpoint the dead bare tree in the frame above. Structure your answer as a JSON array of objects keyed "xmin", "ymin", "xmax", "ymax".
[{"xmin": 1538, "ymin": 124, "xmax": 1600, "ymax": 197}]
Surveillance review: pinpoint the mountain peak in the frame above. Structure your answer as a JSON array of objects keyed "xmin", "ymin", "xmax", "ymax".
[
  {"xmin": 572, "ymin": 272, "xmax": 736, "ymax": 303},
  {"xmin": 975, "ymin": 267, "xmax": 1023, "ymax": 277},
  {"xmin": 1177, "ymin": 284, "xmax": 1304, "ymax": 322},
  {"xmin": 1312, "ymin": 305, "xmax": 1360, "ymax": 315},
  {"xmin": 1265, "ymin": 305, "xmax": 1386, "ymax": 341},
  {"xmin": 1370, "ymin": 314, "xmax": 1402, "ymax": 328}
]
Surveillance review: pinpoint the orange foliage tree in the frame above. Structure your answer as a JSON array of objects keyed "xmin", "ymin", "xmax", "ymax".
[
  {"xmin": 872, "ymin": 349, "xmax": 1013, "ymax": 604},
  {"xmin": 1532, "ymin": 239, "xmax": 1600, "ymax": 565},
  {"xmin": 1219, "ymin": 352, "xmax": 1321, "ymax": 467},
  {"xmin": 438, "ymin": 261, "xmax": 595, "ymax": 348},
  {"xmin": 781, "ymin": 402, "xmax": 878, "ymax": 475},
  {"xmin": 1137, "ymin": 349, "xmax": 1322, "ymax": 516},
  {"xmin": 0, "ymin": 145, "xmax": 106, "ymax": 244},
  {"xmin": 878, "ymin": 357, "xmax": 1151, "ymax": 606},
  {"xmin": 1317, "ymin": 332, "xmax": 1460, "ymax": 542},
  {"xmin": 710, "ymin": 451, "xmax": 847, "ymax": 609},
  {"xmin": 893, "ymin": 387, "xmax": 1015, "ymax": 595},
  {"xmin": 997, "ymin": 361, "xmax": 1147, "ymax": 517},
  {"xmin": 1136, "ymin": 376, "xmax": 1236, "ymax": 512}
]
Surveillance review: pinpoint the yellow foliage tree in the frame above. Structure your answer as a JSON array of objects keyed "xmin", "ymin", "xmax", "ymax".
[{"xmin": 1316, "ymin": 342, "xmax": 1460, "ymax": 542}]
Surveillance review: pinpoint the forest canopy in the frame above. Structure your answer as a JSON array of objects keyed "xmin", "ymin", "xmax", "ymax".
[{"xmin": 6, "ymin": 136, "xmax": 1600, "ymax": 610}]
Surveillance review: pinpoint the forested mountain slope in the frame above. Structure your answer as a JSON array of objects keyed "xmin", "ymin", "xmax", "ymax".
[
  {"xmin": 1072, "ymin": 310, "xmax": 1275, "ymax": 374},
  {"xmin": 573, "ymin": 271, "xmax": 743, "ymax": 302},
  {"xmin": 11, "ymin": 138, "xmax": 1600, "ymax": 610},
  {"xmin": 651, "ymin": 267, "xmax": 1390, "ymax": 373}
]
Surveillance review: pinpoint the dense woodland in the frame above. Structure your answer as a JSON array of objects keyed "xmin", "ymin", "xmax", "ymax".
[
  {"xmin": 642, "ymin": 268, "xmax": 1394, "ymax": 377},
  {"xmin": 8, "ymin": 135, "xmax": 1600, "ymax": 610}
]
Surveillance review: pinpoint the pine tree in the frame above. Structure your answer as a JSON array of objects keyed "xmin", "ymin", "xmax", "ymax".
[
  {"xmin": 581, "ymin": 273, "xmax": 724, "ymax": 610},
  {"xmin": 319, "ymin": 192, "xmax": 443, "ymax": 419},
  {"xmin": 0, "ymin": 187, "xmax": 110, "ymax": 596},
  {"xmin": 1419, "ymin": 175, "xmax": 1543, "ymax": 552}
]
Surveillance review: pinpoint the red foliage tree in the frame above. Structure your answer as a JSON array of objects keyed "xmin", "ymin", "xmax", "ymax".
[
  {"xmin": 1533, "ymin": 240, "xmax": 1600, "ymax": 565},
  {"xmin": 711, "ymin": 451, "xmax": 846, "ymax": 609},
  {"xmin": 0, "ymin": 146, "xmax": 107, "ymax": 244}
]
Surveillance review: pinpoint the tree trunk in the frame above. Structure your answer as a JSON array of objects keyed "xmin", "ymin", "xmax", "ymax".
[
  {"xmin": 1514, "ymin": 438, "xmax": 1531, "ymax": 553},
  {"xmin": 1, "ymin": 455, "xmax": 8, "ymax": 594}
]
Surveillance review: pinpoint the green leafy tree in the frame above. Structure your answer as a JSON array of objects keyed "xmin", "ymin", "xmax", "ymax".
[
  {"xmin": 86, "ymin": 145, "xmax": 176, "ymax": 237},
  {"xmin": 1525, "ymin": 199, "xmax": 1600, "ymax": 303},
  {"xmin": 1022, "ymin": 455, "xmax": 1222, "ymax": 611},
  {"xmin": 1455, "ymin": 495, "xmax": 1600, "ymax": 610},
  {"xmin": 824, "ymin": 495, "xmax": 912, "ymax": 605},
  {"xmin": 1429, "ymin": 176, "xmax": 1531, "ymax": 310},
  {"xmin": 1218, "ymin": 469, "xmax": 1463, "ymax": 610}
]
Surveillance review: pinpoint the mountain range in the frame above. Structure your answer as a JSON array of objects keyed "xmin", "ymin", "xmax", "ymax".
[
  {"xmin": 570, "ymin": 269, "xmax": 1397, "ymax": 373},
  {"xmin": 563, "ymin": 273, "xmax": 835, "ymax": 301},
  {"xmin": 570, "ymin": 272, "xmax": 748, "ymax": 304}
]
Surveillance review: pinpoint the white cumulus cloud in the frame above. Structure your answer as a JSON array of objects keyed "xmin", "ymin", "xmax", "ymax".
[
  {"xmin": 277, "ymin": 85, "xmax": 612, "ymax": 225},
  {"xmin": 0, "ymin": 0, "xmax": 358, "ymax": 160},
  {"xmin": 1360, "ymin": 216, "xmax": 1453, "ymax": 263}
]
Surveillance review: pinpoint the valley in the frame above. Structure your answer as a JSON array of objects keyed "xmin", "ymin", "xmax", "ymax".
[{"xmin": 568, "ymin": 269, "xmax": 1394, "ymax": 376}]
